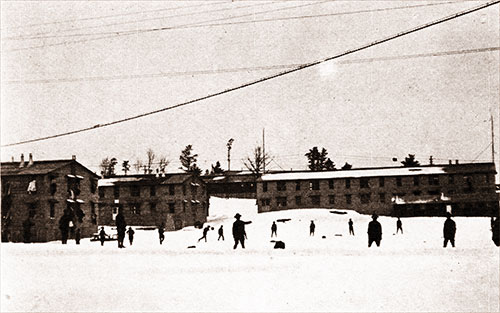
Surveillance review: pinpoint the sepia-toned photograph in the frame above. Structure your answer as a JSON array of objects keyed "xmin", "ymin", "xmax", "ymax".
[{"xmin": 1, "ymin": 0, "xmax": 499, "ymax": 311}]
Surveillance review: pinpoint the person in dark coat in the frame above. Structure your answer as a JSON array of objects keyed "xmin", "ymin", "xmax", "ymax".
[
  {"xmin": 59, "ymin": 211, "xmax": 71, "ymax": 244},
  {"xmin": 99, "ymin": 227, "xmax": 107, "ymax": 246},
  {"xmin": 198, "ymin": 226, "xmax": 210, "ymax": 242},
  {"xmin": 75, "ymin": 228, "xmax": 81, "ymax": 245},
  {"xmin": 443, "ymin": 212, "xmax": 456, "ymax": 248},
  {"xmin": 115, "ymin": 208, "xmax": 127, "ymax": 248},
  {"xmin": 126, "ymin": 227, "xmax": 135, "ymax": 246},
  {"xmin": 218, "ymin": 225, "xmax": 224, "ymax": 241},
  {"xmin": 271, "ymin": 221, "xmax": 277, "ymax": 237},
  {"xmin": 348, "ymin": 218, "xmax": 354, "ymax": 236},
  {"xmin": 491, "ymin": 217, "xmax": 499, "ymax": 247},
  {"xmin": 367, "ymin": 214, "xmax": 382, "ymax": 247},
  {"xmin": 233, "ymin": 213, "xmax": 252, "ymax": 249},
  {"xmin": 310, "ymin": 221, "xmax": 316, "ymax": 236},
  {"xmin": 158, "ymin": 223, "xmax": 165, "ymax": 245},
  {"xmin": 396, "ymin": 217, "xmax": 403, "ymax": 234}
]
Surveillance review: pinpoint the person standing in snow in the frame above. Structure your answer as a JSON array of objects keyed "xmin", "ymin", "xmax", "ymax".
[
  {"xmin": 115, "ymin": 208, "xmax": 127, "ymax": 248},
  {"xmin": 367, "ymin": 214, "xmax": 382, "ymax": 247},
  {"xmin": 310, "ymin": 221, "xmax": 316, "ymax": 236},
  {"xmin": 198, "ymin": 226, "xmax": 210, "ymax": 242},
  {"xmin": 158, "ymin": 223, "xmax": 165, "ymax": 245},
  {"xmin": 218, "ymin": 225, "xmax": 224, "ymax": 241},
  {"xmin": 233, "ymin": 213, "xmax": 252, "ymax": 249},
  {"xmin": 99, "ymin": 227, "xmax": 107, "ymax": 246},
  {"xmin": 443, "ymin": 212, "xmax": 456, "ymax": 248},
  {"xmin": 491, "ymin": 216, "xmax": 499, "ymax": 247},
  {"xmin": 348, "ymin": 218, "xmax": 354, "ymax": 236},
  {"xmin": 59, "ymin": 210, "xmax": 71, "ymax": 244},
  {"xmin": 126, "ymin": 227, "xmax": 135, "ymax": 246},
  {"xmin": 75, "ymin": 228, "xmax": 81, "ymax": 245},
  {"xmin": 396, "ymin": 217, "xmax": 403, "ymax": 234},
  {"xmin": 271, "ymin": 221, "xmax": 277, "ymax": 237}
]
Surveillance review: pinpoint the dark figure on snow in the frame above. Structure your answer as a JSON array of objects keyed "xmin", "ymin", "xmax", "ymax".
[
  {"xmin": 396, "ymin": 217, "xmax": 403, "ymax": 234},
  {"xmin": 271, "ymin": 221, "xmax": 277, "ymax": 237},
  {"xmin": 367, "ymin": 214, "xmax": 382, "ymax": 247},
  {"xmin": 158, "ymin": 223, "xmax": 165, "ymax": 245},
  {"xmin": 443, "ymin": 212, "xmax": 456, "ymax": 248},
  {"xmin": 348, "ymin": 218, "xmax": 354, "ymax": 236},
  {"xmin": 115, "ymin": 209, "xmax": 127, "ymax": 248},
  {"xmin": 99, "ymin": 227, "xmax": 107, "ymax": 246},
  {"xmin": 310, "ymin": 221, "xmax": 316, "ymax": 236},
  {"xmin": 126, "ymin": 227, "xmax": 135, "ymax": 246},
  {"xmin": 75, "ymin": 228, "xmax": 81, "ymax": 245},
  {"xmin": 491, "ymin": 217, "xmax": 499, "ymax": 247},
  {"xmin": 218, "ymin": 225, "xmax": 224, "ymax": 241},
  {"xmin": 198, "ymin": 226, "xmax": 210, "ymax": 242},
  {"xmin": 59, "ymin": 210, "xmax": 72, "ymax": 244},
  {"xmin": 233, "ymin": 213, "xmax": 252, "ymax": 249}
]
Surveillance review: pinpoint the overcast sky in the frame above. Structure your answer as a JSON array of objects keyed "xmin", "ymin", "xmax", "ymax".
[{"xmin": 1, "ymin": 0, "xmax": 499, "ymax": 177}]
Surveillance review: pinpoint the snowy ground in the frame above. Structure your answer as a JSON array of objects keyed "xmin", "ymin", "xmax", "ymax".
[{"xmin": 1, "ymin": 197, "xmax": 499, "ymax": 312}]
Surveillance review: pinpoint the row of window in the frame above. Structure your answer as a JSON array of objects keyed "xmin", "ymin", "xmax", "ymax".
[
  {"xmin": 262, "ymin": 174, "xmax": 490, "ymax": 192},
  {"xmin": 111, "ymin": 201, "xmax": 207, "ymax": 215},
  {"xmin": 101, "ymin": 184, "xmax": 202, "ymax": 199}
]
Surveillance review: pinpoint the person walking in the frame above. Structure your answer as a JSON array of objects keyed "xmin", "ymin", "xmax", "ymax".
[
  {"xmin": 218, "ymin": 225, "xmax": 224, "ymax": 241},
  {"xmin": 115, "ymin": 208, "xmax": 127, "ymax": 248},
  {"xmin": 198, "ymin": 226, "xmax": 210, "ymax": 242},
  {"xmin": 158, "ymin": 223, "xmax": 165, "ymax": 245},
  {"xmin": 348, "ymin": 218, "xmax": 354, "ymax": 236},
  {"xmin": 443, "ymin": 212, "xmax": 456, "ymax": 248},
  {"xmin": 271, "ymin": 221, "xmax": 277, "ymax": 238},
  {"xmin": 310, "ymin": 221, "xmax": 316, "ymax": 236},
  {"xmin": 75, "ymin": 228, "xmax": 81, "ymax": 245},
  {"xmin": 99, "ymin": 226, "xmax": 107, "ymax": 246},
  {"xmin": 367, "ymin": 214, "xmax": 382, "ymax": 247},
  {"xmin": 126, "ymin": 227, "xmax": 135, "ymax": 246},
  {"xmin": 233, "ymin": 213, "xmax": 252, "ymax": 249},
  {"xmin": 396, "ymin": 217, "xmax": 403, "ymax": 234}
]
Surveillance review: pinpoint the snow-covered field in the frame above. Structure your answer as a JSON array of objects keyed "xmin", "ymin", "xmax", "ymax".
[{"xmin": 1, "ymin": 197, "xmax": 499, "ymax": 312}]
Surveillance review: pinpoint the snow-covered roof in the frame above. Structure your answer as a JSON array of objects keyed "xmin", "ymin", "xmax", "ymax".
[
  {"xmin": 261, "ymin": 166, "xmax": 448, "ymax": 181},
  {"xmin": 98, "ymin": 177, "xmax": 144, "ymax": 187}
]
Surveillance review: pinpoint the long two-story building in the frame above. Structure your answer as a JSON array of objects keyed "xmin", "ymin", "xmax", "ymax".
[
  {"xmin": 98, "ymin": 173, "xmax": 209, "ymax": 231},
  {"xmin": 256, "ymin": 163, "xmax": 499, "ymax": 217}
]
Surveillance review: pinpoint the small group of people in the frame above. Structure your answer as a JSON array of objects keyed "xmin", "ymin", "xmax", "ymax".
[{"xmin": 269, "ymin": 220, "xmax": 315, "ymax": 237}]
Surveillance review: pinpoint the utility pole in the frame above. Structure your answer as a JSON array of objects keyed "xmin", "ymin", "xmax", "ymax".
[
  {"xmin": 491, "ymin": 113, "xmax": 495, "ymax": 164},
  {"xmin": 227, "ymin": 138, "xmax": 234, "ymax": 172},
  {"xmin": 262, "ymin": 128, "xmax": 266, "ymax": 174}
]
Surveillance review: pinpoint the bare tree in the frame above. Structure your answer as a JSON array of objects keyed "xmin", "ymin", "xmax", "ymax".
[
  {"xmin": 244, "ymin": 146, "xmax": 272, "ymax": 175},
  {"xmin": 158, "ymin": 156, "xmax": 170, "ymax": 173},
  {"xmin": 133, "ymin": 159, "xmax": 143, "ymax": 174},
  {"xmin": 146, "ymin": 149, "xmax": 156, "ymax": 174}
]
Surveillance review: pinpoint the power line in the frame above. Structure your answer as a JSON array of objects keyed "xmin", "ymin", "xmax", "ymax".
[
  {"xmin": 472, "ymin": 142, "xmax": 493, "ymax": 162},
  {"xmin": 4, "ymin": 46, "xmax": 498, "ymax": 85},
  {"xmin": 2, "ymin": 0, "xmax": 498, "ymax": 148},
  {"xmin": 4, "ymin": 1, "xmax": 456, "ymax": 52}
]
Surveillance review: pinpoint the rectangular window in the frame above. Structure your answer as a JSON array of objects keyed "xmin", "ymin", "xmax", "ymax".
[
  {"xmin": 428, "ymin": 190, "xmax": 440, "ymax": 196},
  {"xmin": 310, "ymin": 181, "xmax": 320, "ymax": 191},
  {"xmin": 448, "ymin": 175, "xmax": 455, "ymax": 185},
  {"xmin": 413, "ymin": 176, "xmax": 420, "ymax": 186},
  {"xmin": 329, "ymin": 195, "xmax": 335, "ymax": 205},
  {"xmin": 168, "ymin": 203, "xmax": 175, "ymax": 214},
  {"xmin": 150, "ymin": 202, "xmax": 157, "ymax": 214},
  {"xmin": 49, "ymin": 202, "xmax": 55, "ymax": 219},
  {"xmin": 413, "ymin": 190, "xmax": 422, "ymax": 196},
  {"xmin": 428, "ymin": 175, "xmax": 440, "ymax": 186},
  {"xmin": 277, "ymin": 181, "xmax": 286, "ymax": 191},
  {"xmin": 360, "ymin": 178, "xmax": 369, "ymax": 189},
  {"xmin": 28, "ymin": 202, "xmax": 36, "ymax": 218},
  {"xmin": 90, "ymin": 202, "xmax": 97, "ymax": 224},
  {"xmin": 360, "ymin": 193, "xmax": 371, "ymax": 204},
  {"xmin": 379, "ymin": 192, "xmax": 385, "ymax": 203},
  {"xmin": 295, "ymin": 181, "xmax": 301, "ymax": 191},
  {"xmin": 276, "ymin": 197, "xmax": 287, "ymax": 207},
  {"xmin": 131, "ymin": 185, "xmax": 140, "ymax": 197},
  {"xmin": 396, "ymin": 177, "xmax": 402, "ymax": 187},
  {"xmin": 182, "ymin": 201, "xmax": 186, "ymax": 212},
  {"xmin": 130, "ymin": 203, "xmax": 141, "ymax": 215},
  {"xmin": 99, "ymin": 188, "xmax": 105, "ymax": 198},
  {"xmin": 113, "ymin": 186, "xmax": 120, "ymax": 198},
  {"xmin": 50, "ymin": 178, "xmax": 57, "ymax": 196},
  {"xmin": 263, "ymin": 182, "xmax": 268, "ymax": 192},
  {"xmin": 345, "ymin": 179, "xmax": 351, "ymax": 189},
  {"xmin": 328, "ymin": 179, "xmax": 334, "ymax": 189},
  {"xmin": 310, "ymin": 195, "xmax": 321, "ymax": 206},
  {"xmin": 485, "ymin": 174, "xmax": 491, "ymax": 183},
  {"xmin": 345, "ymin": 194, "xmax": 352, "ymax": 205},
  {"xmin": 379, "ymin": 177, "xmax": 385, "ymax": 187},
  {"xmin": 182, "ymin": 185, "xmax": 186, "ymax": 195},
  {"xmin": 261, "ymin": 198, "xmax": 271, "ymax": 206},
  {"xmin": 90, "ymin": 179, "xmax": 97, "ymax": 194},
  {"xmin": 150, "ymin": 185, "xmax": 156, "ymax": 197},
  {"xmin": 169, "ymin": 185, "xmax": 175, "ymax": 196},
  {"xmin": 295, "ymin": 196, "xmax": 302, "ymax": 205}
]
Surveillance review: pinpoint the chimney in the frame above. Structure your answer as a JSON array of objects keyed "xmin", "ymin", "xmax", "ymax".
[
  {"xmin": 19, "ymin": 154, "xmax": 25, "ymax": 168},
  {"xmin": 72, "ymin": 155, "xmax": 76, "ymax": 160},
  {"xmin": 455, "ymin": 159, "xmax": 459, "ymax": 164},
  {"xmin": 449, "ymin": 160, "xmax": 452, "ymax": 165},
  {"xmin": 11, "ymin": 156, "xmax": 14, "ymax": 162},
  {"xmin": 27, "ymin": 153, "xmax": 34, "ymax": 167}
]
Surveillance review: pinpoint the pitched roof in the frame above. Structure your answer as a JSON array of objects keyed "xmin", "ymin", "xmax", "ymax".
[
  {"xmin": 98, "ymin": 172, "xmax": 202, "ymax": 186},
  {"xmin": 1, "ymin": 159, "xmax": 99, "ymax": 177}
]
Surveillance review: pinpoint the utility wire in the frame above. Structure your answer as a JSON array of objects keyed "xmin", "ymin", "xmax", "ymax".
[
  {"xmin": 472, "ymin": 142, "xmax": 493, "ymax": 162},
  {"xmin": 4, "ymin": 1, "xmax": 456, "ymax": 52},
  {"xmin": 4, "ymin": 46, "xmax": 498, "ymax": 85},
  {"xmin": 2, "ymin": 0, "xmax": 498, "ymax": 148}
]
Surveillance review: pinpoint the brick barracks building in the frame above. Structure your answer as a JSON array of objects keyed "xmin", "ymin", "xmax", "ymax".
[
  {"xmin": 256, "ymin": 163, "xmax": 499, "ymax": 217},
  {"xmin": 98, "ymin": 173, "xmax": 209, "ymax": 231},
  {"xmin": 1, "ymin": 154, "xmax": 99, "ymax": 242}
]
